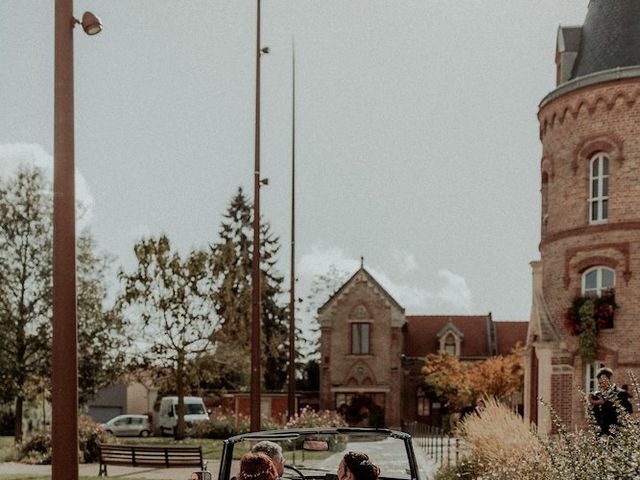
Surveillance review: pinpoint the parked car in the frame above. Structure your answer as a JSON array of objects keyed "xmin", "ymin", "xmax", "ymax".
[
  {"xmin": 102, "ymin": 414, "xmax": 152, "ymax": 437},
  {"xmin": 158, "ymin": 396, "xmax": 210, "ymax": 435},
  {"xmin": 217, "ymin": 427, "xmax": 426, "ymax": 480}
]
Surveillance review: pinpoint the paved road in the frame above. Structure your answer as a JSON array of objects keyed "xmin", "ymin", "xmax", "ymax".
[
  {"xmin": 0, "ymin": 440, "xmax": 436, "ymax": 480},
  {"xmin": 0, "ymin": 460, "xmax": 219, "ymax": 479}
]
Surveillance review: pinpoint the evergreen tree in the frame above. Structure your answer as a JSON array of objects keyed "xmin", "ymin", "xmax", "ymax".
[{"xmin": 209, "ymin": 187, "xmax": 289, "ymax": 390}]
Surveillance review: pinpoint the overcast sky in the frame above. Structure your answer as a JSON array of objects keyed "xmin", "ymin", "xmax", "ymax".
[{"xmin": 0, "ymin": 2, "xmax": 588, "ymax": 324}]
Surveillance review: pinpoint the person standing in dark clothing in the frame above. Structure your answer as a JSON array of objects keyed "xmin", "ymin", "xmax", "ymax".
[{"xmin": 589, "ymin": 367, "xmax": 633, "ymax": 435}]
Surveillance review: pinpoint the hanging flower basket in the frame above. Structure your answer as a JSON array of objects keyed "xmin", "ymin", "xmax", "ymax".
[{"xmin": 564, "ymin": 290, "xmax": 618, "ymax": 362}]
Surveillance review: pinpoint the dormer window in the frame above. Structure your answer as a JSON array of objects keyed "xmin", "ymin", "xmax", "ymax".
[
  {"xmin": 437, "ymin": 321, "xmax": 463, "ymax": 357},
  {"xmin": 589, "ymin": 153, "xmax": 609, "ymax": 223},
  {"xmin": 444, "ymin": 334, "xmax": 457, "ymax": 355}
]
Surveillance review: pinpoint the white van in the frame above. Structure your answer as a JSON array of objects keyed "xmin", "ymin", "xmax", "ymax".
[{"xmin": 158, "ymin": 396, "xmax": 209, "ymax": 435}]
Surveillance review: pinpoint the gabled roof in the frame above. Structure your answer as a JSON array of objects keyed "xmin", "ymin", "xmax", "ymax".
[
  {"xmin": 405, "ymin": 315, "xmax": 490, "ymax": 359},
  {"xmin": 436, "ymin": 321, "xmax": 465, "ymax": 340},
  {"xmin": 317, "ymin": 266, "xmax": 405, "ymax": 315}
]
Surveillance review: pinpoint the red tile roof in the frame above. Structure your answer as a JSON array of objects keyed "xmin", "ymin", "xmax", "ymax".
[
  {"xmin": 494, "ymin": 321, "xmax": 528, "ymax": 355},
  {"xmin": 404, "ymin": 316, "xmax": 528, "ymax": 359}
]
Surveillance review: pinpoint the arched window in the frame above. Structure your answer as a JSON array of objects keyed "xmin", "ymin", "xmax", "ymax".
[
  {"xmin": 589, "ymin": 153, "xmax": 609, "ymax": 223},
  {"xmin": 582, "ymin": 266, "xmax": 615, "ymax": 297}
]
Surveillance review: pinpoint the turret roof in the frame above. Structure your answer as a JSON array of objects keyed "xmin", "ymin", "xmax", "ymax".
[{"xmin": 572, "ymin": 0, "xmax": 640, "ymax": 79}]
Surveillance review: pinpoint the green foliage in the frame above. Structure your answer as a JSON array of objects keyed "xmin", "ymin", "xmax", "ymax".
[
  {"xmin": 187, "ymin": 408, "xmax": 250, "ymax": 438},
  {"xmin": 0, "ymin": 165, "xmax": 130, "ymax": 441},
  {"xmin": 564, "ymin": 291, "xmax": 618, "ymax": 362},
  {"xmin": 18, "ymin": 416, "xmax": 115, "ymax": 465},
  {"xmin": 208, "ymin": 187, "xmax": 290, "ymax": 391},
  {"xmin": 119, "ymin": 235, "xmax": 217, "ymax": 439}
]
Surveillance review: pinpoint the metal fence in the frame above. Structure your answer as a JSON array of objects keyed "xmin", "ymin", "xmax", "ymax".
[{"xmin": 404, "ymin": 421, "xmax": 462, "ymax": 467}]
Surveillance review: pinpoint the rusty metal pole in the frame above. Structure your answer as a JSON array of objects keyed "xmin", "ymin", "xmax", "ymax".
[
  {"xmin": 53, "ymin": 0, "xmax": 79, "ymax": 478},
  {"xmin": 287, "ymin": 40, "xmax": 296, "ymax": 419},
  {"xmin": 250, "ymin": 0, "xmax": 262, "ymax": 432}
]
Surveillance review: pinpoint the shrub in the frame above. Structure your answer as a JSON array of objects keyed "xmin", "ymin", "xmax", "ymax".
[
  {"xmin": 457, "ymin": 398, "xmax": 549, "ymax": 479},
  {"xmin": 449, "ymin": 380, "xmax": 640, "ymax": 479},
  {"xmin": 187, "ymin": 408, "xmax": 250, "ymax": 438},
  {"xmin": 18, "ymin": 415, "xmax": 115, "ymax": 464},
  {"xmin": 284, "ymin": 406, "xmax": 347, "ymax": 429}
]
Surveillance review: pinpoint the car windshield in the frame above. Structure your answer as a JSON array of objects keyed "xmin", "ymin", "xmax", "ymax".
[
  {"xmin": 226, "ymin": 430, "xmax": 413, "ymax": 480},
  {"xmin": 172, "ymin": 403, "xmax": 206, "ymax": 415}
]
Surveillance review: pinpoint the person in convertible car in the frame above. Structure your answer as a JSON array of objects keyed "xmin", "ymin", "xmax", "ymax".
[
  {"xmin": 251, "ymin": 440, "xmax": 285, "ymax": 477},
  {"xmin": 337, "ymin": 451, "xmax": 380, "ymax": 480},
  {"xmin": 239, "ymin": 452, "xmax": 279, "ymax": 480}
]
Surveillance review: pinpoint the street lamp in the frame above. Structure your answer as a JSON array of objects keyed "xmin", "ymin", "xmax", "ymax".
[
  {"xmin": 74, "ymin": 12, "xmax": 103, "ymax": 36},
  {"xmin": 53, "ymin": 4, "xmax": 101, "ymax": 480}
]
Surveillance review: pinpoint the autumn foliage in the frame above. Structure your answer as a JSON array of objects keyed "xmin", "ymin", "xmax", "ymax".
[{"xmin": 421, "ymin": 347, "xmax": 524, "ymax": 410}]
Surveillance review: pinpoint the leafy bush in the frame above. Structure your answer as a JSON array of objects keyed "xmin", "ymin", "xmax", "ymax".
[
  {"xmin": 284, "ymin": 406, "xmax": 347, "ymax": 429},
  {"xmin": 187, "ymin": 408, "xmax": 250, "ymax": 438},
  {"xmin": 18, "ymin": 415, "xmax": 115, "ymax": 464}
]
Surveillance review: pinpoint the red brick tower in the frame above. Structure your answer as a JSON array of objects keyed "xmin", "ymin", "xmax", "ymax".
[{"xmin": 525, "ymin": 0, "xmax": 640, "ymax": 433}]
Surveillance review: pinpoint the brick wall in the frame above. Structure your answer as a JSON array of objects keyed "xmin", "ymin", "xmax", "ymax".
[{"xmin": 538, "ymin": 78, "xmax": 640, "ymax": 429}]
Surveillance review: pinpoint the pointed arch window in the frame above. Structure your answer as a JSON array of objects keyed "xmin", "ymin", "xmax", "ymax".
[{"xmin": 589, "ymin": 153, "xmax": 609, "ymax": 223}]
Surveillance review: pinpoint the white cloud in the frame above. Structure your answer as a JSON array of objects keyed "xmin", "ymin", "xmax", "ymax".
[
  {"xmin": 0, "ymin": 143, "xmax": 95, "ymax": 227},
  {"xmin": 391, "ymin": 249, "xmax": 418, "ymax": 274},
  {"xmin": 297, "ymin": 243, "xmax": 473, "ymax": 315}
]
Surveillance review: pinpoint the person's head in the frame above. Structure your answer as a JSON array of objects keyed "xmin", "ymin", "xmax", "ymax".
[
  {"xmin": 338, "ymin": 451, "xmax": 380, "ymax": 480},
  {"xmin": 622, "ymin": 384, "xmax": 634, "ymax": 398},
  {"xmin": 251, "ymin": 441, "xmax": 284, "ymax": 476},
  {"xmin": 596, "ymin": 367, "xmax": 613, "ymax": 390},
  {"xmin": 239, "ymin": 453, "xmax": 278, "ymax": 480}
]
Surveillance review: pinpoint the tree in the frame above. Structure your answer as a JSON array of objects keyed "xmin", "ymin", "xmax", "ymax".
[
  {"xmin": 0, "ymin": 165, "xmax": 131, "ymax": 442},
  {"xmin": 304, "ymin": 265, "xmax": 349, "ymax": 356},
  {"xmin": 77, "ymin": 234, "xmax": 130, "ymax": 405},
  {"xmin": 422, "ymin": 353, "xmax": 473, "ymax": 410},
  {"xmin": 209, "ymin": 187, "xmax": 290, "ymax": 391},
  {"xmin": 0, "ymin": 167, "xmax": 52, "ymax": 442},
  {"xmin": 119, "ymin": 235, "xmax": 217, "ymax": 439},
  {"xmin": 422, "ymin": 347, "xmax": 524, "ymax": 410}
]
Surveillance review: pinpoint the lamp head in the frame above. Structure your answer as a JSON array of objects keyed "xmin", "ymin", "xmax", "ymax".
[{"xmin": 78, "ymin": 11, "xmax": 102, "ymax": 35}]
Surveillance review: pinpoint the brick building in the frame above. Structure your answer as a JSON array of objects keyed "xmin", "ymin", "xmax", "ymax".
[
  {"xmin": 525, "ymin": 0, "xmax": 640, "ymax": 434},
  {"xmin": 319, "ymin": 266, "xmax": 527, "ymax": 428}
]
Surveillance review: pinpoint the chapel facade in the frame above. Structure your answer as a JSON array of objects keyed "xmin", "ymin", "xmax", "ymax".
[
  {"xmin": 525, "ymin": 0, "xmax": 640, "ymax": 433},
  {"xmin": 318, "ymin": 266, "xmax": 527, "ymax": 428}
]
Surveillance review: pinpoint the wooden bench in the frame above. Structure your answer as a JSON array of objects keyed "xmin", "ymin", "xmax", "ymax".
[{"xmin": 98, "ymin": 443, "xmax": 205, "ymax": 476}]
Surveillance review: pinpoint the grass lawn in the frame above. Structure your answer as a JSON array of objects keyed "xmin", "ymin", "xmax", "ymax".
[
  {"xmin": 118, "ymin": 436, "xmax": 225, "ymax": 459},
  {"xmin": 0, "ymin": 437, "xmax": 17, "ymax": 462}
]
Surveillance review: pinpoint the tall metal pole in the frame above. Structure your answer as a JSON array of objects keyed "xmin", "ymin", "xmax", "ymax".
[
  {"xmin": 53, "ymin": 0, "xmax": 79, "ymax": 478},
  {"xmin": 287, "ymin": 40, "xmax": 297, "ymax": 419},
  {"xmin": 250, "ymin": 0, "xmax": 262, "ymax": 432}
]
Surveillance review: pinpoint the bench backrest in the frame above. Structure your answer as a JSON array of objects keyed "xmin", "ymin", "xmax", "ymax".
[{"xmin": 99, "ymin": 444, "xmax": 204, "ymax": 469}]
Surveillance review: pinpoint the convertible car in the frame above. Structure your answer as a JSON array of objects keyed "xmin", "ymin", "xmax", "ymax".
[{"xmin": 212, "ymin": 428, "xmax": 424, "ymax": 480}]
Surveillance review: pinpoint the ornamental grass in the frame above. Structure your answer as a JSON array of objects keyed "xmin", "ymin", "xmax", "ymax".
[{"xmin": 447, "ymin": 377, "xmax": 640, "ymax": 480}]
